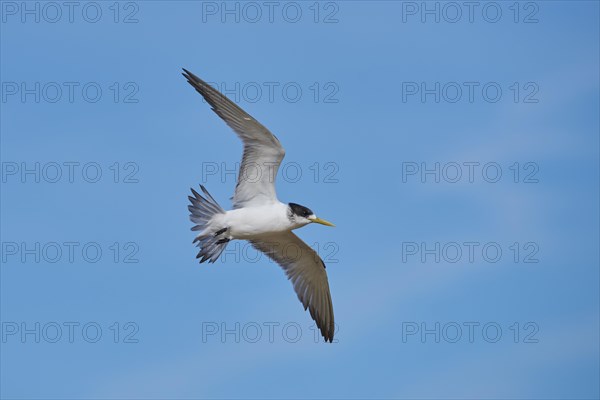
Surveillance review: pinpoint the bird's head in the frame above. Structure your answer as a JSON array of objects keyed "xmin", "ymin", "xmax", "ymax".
[{"xmin": 288, "ymin": 203, "xmax": 335, "ymax": 228}]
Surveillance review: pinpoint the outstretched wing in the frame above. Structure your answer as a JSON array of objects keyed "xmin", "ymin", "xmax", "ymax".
[
  {"xmin": 182, "ymin": 69, "xmax": 285, "ymax": 208},
  {"xmin": 251, "ymin": 232, "xmax": 335, "ymax": 342}
]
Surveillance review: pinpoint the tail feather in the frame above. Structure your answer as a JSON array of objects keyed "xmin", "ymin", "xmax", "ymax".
[{"xmin": 188, "ymin": 185, "xmax": 228, "ymax": 263}]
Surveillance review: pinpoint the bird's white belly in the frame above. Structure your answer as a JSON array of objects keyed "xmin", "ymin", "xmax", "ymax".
[{"xmin": 221, "ymin": 204, "xmax": 291, "ymax": 239}]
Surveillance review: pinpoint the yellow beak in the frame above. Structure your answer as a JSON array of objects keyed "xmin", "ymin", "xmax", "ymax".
[{"xmin": 309, "ymin": 217, "xmax": 335, "ymax": 227}]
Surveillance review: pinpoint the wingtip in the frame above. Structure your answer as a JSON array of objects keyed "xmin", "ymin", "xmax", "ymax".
[
  {"xmin": 190, "ymin": 187, "xmax": 202, "ymax": 199},
  {"xmin": 181, "ymin": 68, "xmax": 199, "ymax": 87},
  {"xmin": 182, "ymin": 68, "xmax": 201, "ymax": 83}
]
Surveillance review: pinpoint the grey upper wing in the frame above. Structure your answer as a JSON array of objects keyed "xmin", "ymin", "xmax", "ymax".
[
  {"xmin": 251, "ymin": 232, "xmax": 335, "ymax": 342},
  {"xmin": 182, "ymin": 69, "xmax": 285, "ymax": 208}
]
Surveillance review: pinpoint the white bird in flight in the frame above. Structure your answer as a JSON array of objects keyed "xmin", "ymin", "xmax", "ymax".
[{"xmin": 182, "ymin": 69, "xmax": 336, "ymax": 342}]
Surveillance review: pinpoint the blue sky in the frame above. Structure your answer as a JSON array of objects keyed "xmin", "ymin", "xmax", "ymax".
[{"xmin": 1, "ymin": 1, "xmax": 599, "ymax": 398}]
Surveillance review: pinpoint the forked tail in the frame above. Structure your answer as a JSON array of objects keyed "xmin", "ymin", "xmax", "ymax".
[{"xmin": 188, "ymin": 185, "xmax": 228, "ymax": 263}]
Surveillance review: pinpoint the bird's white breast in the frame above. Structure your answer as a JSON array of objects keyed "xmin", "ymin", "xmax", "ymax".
[{"xmin": 221, "ymin": 202, "xmax": 292, "ymax": 239}]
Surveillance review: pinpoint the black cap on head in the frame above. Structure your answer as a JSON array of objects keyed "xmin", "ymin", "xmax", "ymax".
[{"xmin": 288, "ymin": 203, "xmax": 313, "ymax": 218}]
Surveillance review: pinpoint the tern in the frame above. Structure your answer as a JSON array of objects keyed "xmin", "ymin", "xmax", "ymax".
[{"xmin": 182, "ymin": 69, "xmax": 336, "ymax": 342}]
